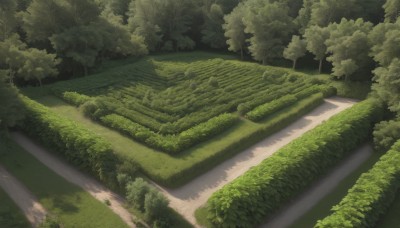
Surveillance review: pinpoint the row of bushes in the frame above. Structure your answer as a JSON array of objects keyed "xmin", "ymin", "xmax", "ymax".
[
  {"xmin": 315, "ymin": 140, "xmax": 400, "ymax": 227},
  {"xmin": 20, "ymin": 96, "xmax": 118, "ymax": 185},
  {"xmin": 161, "ymin": 93, "xmax": 326, "ymax": 187},
  {"xmin": 246, "ymin": 85, "xmax": 337, "ymax": 121},
  {"xmin": 206, "ymin": 99, "xmax": 384, "ymax": 227},
  {"xmin": 101, "ymin": 113, "xmax": 238, "ymax": 154}
]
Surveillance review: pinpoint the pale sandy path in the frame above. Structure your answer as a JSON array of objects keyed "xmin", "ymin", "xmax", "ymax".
[
  {"xmin": 262, "ymin": 144, "xmax": 373, "ymax": 228},
  {"xmin": 11, "ymin": 132, "xmax": 136, "ymax": 228},
  {"xmin": 155, "ymin": 97, "xmax": 357, "ymax": 226},
  {"xmin": 0, "ymin": 165, "xmax": 47, "ymax": 227}
]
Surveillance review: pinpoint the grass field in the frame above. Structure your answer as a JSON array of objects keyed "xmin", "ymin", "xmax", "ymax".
[
  {"xmin": 23, "ymin": 52, "xmax": 335, "ymax": 187},
  {"xmin": 0, "ymin": 187, "xmax": 30, "ymax": 228},
  {"xmin": 0, "ymin": 133, "xmax": 129, "ymax": 228}
]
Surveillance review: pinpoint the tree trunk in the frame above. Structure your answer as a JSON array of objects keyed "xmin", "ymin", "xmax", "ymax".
[
  {"xmin": 38, "ymin": 78, "xmax": 42, "ymax": 87},
  {"xmin": 319, "ymin": 59, "xmax": 323, "ymax": 74},
  {"xmin": 240, "ymin": 47, "xmax": 244, "ymax": 60},
  {"xmin": 293, "ymin": 59, "xmax": 297, "ymax": 70}
]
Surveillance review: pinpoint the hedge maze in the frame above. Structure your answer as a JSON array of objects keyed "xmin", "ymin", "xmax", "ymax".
[{"xmin": 49, "ymin": 56, "xmax": 335, "ymax": 154}]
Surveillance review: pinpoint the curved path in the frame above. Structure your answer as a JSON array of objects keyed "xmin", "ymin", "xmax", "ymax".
[
  {"xmin": 155, "ymin": 97, "xmax": 357, "ymax": 226},
  {"xmin": 0, "ymin": 165, "xmax": 47, "ymax": 227},
  {"xmin": 262, "ymin": 144, "xmax": 373, "ymax": 228},
  {"xmin": 11, "ymin": 132, "xmax": 137, "ymax": 228}
]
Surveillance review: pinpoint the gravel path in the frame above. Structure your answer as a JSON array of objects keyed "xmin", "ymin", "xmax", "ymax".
[
  {"xmin": 262, "ymin": 144, "xmax": 373, "ymax": 228},
  {"xmin": 155, "ymin": 97, "xmax": 357, "ymax": 226},
  {"xmin": 11, "ymin": 132, "xmax": 136, "ymax": 228},
  {"xmin": 0, "ymin": 165, "xmax": 47, "ymax": 227}
]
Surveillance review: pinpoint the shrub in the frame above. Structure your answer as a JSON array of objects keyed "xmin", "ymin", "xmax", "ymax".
[
  {"xmin": 126, "ymin": 178, "xmax": 150, "ymax": 211},
  {"xmin": 315, "ymin": 140, "xmax": 400, "ymax": 228},
  {"xmin": 373, "ymin": 120, "xmax": 400, "ymax": 152},
  {"xmin": 208, "ymin": 77, "xmax": 219, "ymax": 87},
  {"xmin": 184, "ymin": 69, "xmax": 196, "ymax": 79},
  {"xmin": 246, "ymin": 95, "xmax": 298, "ymax": 121},
  {"xmin": 189, "ymin": 82, "xmax": 197, "ymax": 90},
  {"xmin": 206, "ymin": 99, "xmax": 384, "ymax": 227},
  {"xmin": 62, "ymin": 92, "xmax": 91, "ymax": 106},
  {"xmin": 20, "ymin": 96, "xmax": 117, "ymax": 185},
  {"xmin": 144, "ymin": 188, "xmax": 169, "ymax": 221},
  {"xmin": 80, "ymin": 99, "xmax": 99, "ymax": 118},
  {"xmin": 237, "ymin": 103, "xmax": 251, "ymax": 116},
  {"xmin": 117, "ymin": 173, "xmax": 132, "ymax": 190}
]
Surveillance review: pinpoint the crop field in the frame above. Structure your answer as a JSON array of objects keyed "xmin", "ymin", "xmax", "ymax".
[{"xmin": 25, "ymin": 52, "xmax": 335, "ymax": 186}]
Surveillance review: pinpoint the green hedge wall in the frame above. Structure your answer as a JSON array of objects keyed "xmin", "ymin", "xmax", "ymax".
[
  {"xmin": 20, "ymin": 96, "xmax": 118, "ymax": 184},
  {"xmin": 161, "ymin": 93, "xmax": 326, "ymax": 187},
  {"xmin": 206, "ymin": 99, "xmax": 384, "ymax": 227},
  {"xmin": 315, "ymin": 140, "xmax": 400, "ymax": 228}
]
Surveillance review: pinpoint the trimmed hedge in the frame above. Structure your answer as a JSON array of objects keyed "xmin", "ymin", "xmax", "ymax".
[
  {"xmin": 161, "ymin": 93, "xmax": 326, "ymax": 187},
  {"xmin": 20, "ymin": 96, "xmax": 117, "ymax": 184},
  {"xmin": 315, "ymin": 140, "xmax": 400, "ymax": 228},
  {"xmin": 206, "ymin": 99, "xmax": 384, "ymax": 228},
  {"xmin": 246, "ymin": 95, "xmax": 297, "ymax": 121},
  {"xmin": 101, "ymin": 113, "xmax": 238, "ymax": 154}
]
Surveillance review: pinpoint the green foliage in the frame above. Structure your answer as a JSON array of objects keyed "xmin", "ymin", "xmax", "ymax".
[
  {"xmin": 283, "ymin": 35, "xmax": 307, "ymax": 69},
  {"xmin": 208, "ymin": 77, "xmax": 219, "ymax": 87},
  {"xmin": 310, "ymin": 0, "xmax": 360, "ymax": 26},
  {"xmin": 144, "ymin": 188, "xmax": 169, "ymax": 221},
  {"xmin": 20, "ymin": 96, "xmax": 118, "ymax": 185},
  {"xmin": 62, "ymin": 92, "xmax": 92, "ymax": 106},
  {"xmin": 126, "ymin": 178, "xmax": 150, "ymax": 211},
  {"xmin": 373, "ymin": 120, "xmax": 400, "ymax": 152},
  {"xmin": 202, "ymin": 4, "xmax": 226, "ymax": 49},
  {"xmin": 237, "ymin": 103, "xmax": 251, "ymax": 116},
  {"xmin": 0, "ymin": 72, "xmax": 25, "ymax": 128},
  {"xmin": 384, "ymin": 0, "xmax": 400, "ymax": 22},
  {"xmin": 315, "ymin": 140, "xmax": 400, "ymax": 228},
  {"xmin": 207, "ymin": 99, "xmax": 384, "ymax": 228},
  {"xmin": 246, "ymin": 95, "xmax": 298, "ymax": 121},
  {"xmin": 223, "ymin": 3, "xmax": 246, "ymax": 59}
]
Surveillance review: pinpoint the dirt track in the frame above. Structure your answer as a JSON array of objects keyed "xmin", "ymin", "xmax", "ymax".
[
  {"xmin": 11, "ymin": 132, "xmax": 136, "ymax": 228},
  {"xmin": 0, "ymin": 165, "xmax": 47, "ymax": 227},
  {"xmin": 156, "ymin": 97, "xmax": 357, "ymax": 226}
]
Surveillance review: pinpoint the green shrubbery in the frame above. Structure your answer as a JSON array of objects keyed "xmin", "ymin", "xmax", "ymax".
[
  {"xmin": 315, "ymin": 140, "xmax": 400, "ymax": 228},
  {"xmin": 206, "ymin": 99, "xmax": 384, "ymax": 227},
  {"xmin": 20, "ymin": 96, "xmax": 118, "ymax": 185},
  {"xmin": 373, "ymin": 120, "xmax": 400, "ymax": 152},
  {"xmin": 101, "ymin": 113, "xmax": 238, "ymax": 154},
  {"xmin": 246, "ymin": 95, "xmax": 297, "ymax": 121},
  {"xmin": 62, "ymin": 91, "xmax": 91, "ymax": 106}
]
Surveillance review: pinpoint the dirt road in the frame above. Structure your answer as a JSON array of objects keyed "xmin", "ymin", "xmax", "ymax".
[
  {"xmin": 156, "ymin": 97, "xmax": 357, "ymax": 226},
  {"xmin": 11, "ymin": 133, "xmax": 136, "ymax": 228},
  {"xmin": 0, "ymin": 165, "xmax": 47, "ymax": 227}
]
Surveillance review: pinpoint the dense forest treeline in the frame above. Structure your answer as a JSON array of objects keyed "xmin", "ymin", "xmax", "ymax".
[{"xmin": 1, "ymin": 0, "xmax": 400, "ymax": 129}]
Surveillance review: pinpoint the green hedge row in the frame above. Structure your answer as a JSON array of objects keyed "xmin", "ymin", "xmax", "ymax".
[
  {"xmin": 246, "ymin": 95, "xmax": 298, "ymax": 121},
  {"xmin": 315, "ymin": 140, "xmax": 400, "ymax": 228},
  {"xmin": 246, "ymin": 85, "xmax": 336, "ymax": 122},
  {"xmin": 62, "ymin": 91, "xmax": 92, "ymax": 106},
  {"xmin": 101, "ymin": 113, "xmax": 238, "ymax": 154},
  {"xmin": 206, "ymin": 99, "xmax": 384, "ymax": 228},
  {"xmin": 20, "ymin": 96, "xmax": 118, "ymax": 184},
  {"xmin": 161, "ymin": 93, "xmax": 326, "ymax": 187}
]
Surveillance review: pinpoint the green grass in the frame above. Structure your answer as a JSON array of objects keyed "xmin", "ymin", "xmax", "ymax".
[
  {"xmin": 34, "ymin": 94, "xmax": 322, "ymax": 187},
  {"xmin": 0, "ymin": 133, "xmax": 129, "ymax": 228},
  {"xmin": 289, "ymin": 151, "xmax": 381, "ymax": 228},
  {"xmin": 128, "ymin": 206, "xmax": 193, "ymax": 228},
  {"xmin": 0, "ymin": 186, "xmax": 30, "ymax": 228},
  {"xmin": 194, "ymin": 206, "xmax": 211, "ymax": 228}
]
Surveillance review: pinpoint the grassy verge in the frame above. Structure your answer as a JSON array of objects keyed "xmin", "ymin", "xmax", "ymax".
[
  {"xmin": 289, "ymin": 151, "xmax": 381, "ymax": 227},
  {"xmin": 0, "ymin": 186, "xmax": 30, "ymax": 228},
  {"xmin": 0, "ymin": 133, "xmax": 129, "ymax": 228},
  {"xmin": 34, "ymin": 93, "xmax": 323, "ymax": 187}
]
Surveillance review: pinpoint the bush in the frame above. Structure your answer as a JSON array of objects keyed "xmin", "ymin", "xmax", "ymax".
[
  {"xmin": 208, "ymin": 77, "xmax": 219, "ymax": 87},
  {"xmin": 117, "ymin": 173, "xmax": 132, "ymax": 190},
  {"xmin": 144, "ymin": 188, "xmax": 169, "ymax": 221},
  {"xmin": 20, "ymin": 96, "xmax": 117, "ymax": 185},
  {"xmin": 62, "ymin": 92, "xmax": 91, "ymax": 106},
  {"xmin": 246, "ymin": 95, "xmax": 298, "ymax": 121},
  {"xmin": 184, "ymin": 69, "xmax": 196, "ymax": 79},
  {"xmin": 206, "ymin": 99, "xmax": 384, "ymax": 227},
  {"xmin": 237, "ymin": 103, "xmax": 251, "ymax": 116},
  {"xmin": 373, "ymin": 120, "xmax": 400, "ymax": 152},
  {"xmin": 80, "ymin": 99, "xmax": 99, "ymax": 118},
  {"xmin": 315, "ymin": 140, "xmax": 400, "ymax": 228},
  {"xmin": 126, "ymin": 178, "xmax": 150, "ymax": 211}
]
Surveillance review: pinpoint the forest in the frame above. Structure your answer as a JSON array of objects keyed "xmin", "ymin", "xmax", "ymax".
[{"xmin": 1, "ymin": 0, "xmax": 400, "ymax": 227}]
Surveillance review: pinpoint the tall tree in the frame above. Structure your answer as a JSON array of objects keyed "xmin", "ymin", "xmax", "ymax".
[
  {"xmin": 373, "ymin": 58, "xmax": 400, "ymax": 115},
  {"xmin": 310, "ymin": 0, "xmax": 360, "ymax": 27},
  {"xmin": 384, "ymin": 0, "xmax": 400, "ymax": 22},
  {"xmin": 202, "ymin": 4, "xmax": 226, "ymax": 49},
  {"xmin": 304, "ymin": 25, "xmax": 330, "ymax": 73},
  {"xmin": 0, "ymin": 0, "xmax": 18, "ymax": 41},
  {"xmin": 283, "ymin": 35, "xmax": 306, "ymax": 69},
  {"xmin": 223, "ymin": 3, "xmax": 246, "ymax": 59},
  {"xmin": 295, "ymin": 0, "xmax": 318, "ymax": 33},
  {"xmin": 0, "ymin": 71, "xmax": 25, "ymax": 129},
  {"xmin": 370, "ymin": 19, "xmax": 400, "ymax": 67},
  {"xmin": 244, "ymin": 1, "xmax": 294, "ymax": 64},
  {"xmin": 326, "ymin": 18, "xmax": 373, "ymax": 81}
]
